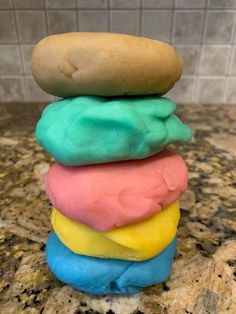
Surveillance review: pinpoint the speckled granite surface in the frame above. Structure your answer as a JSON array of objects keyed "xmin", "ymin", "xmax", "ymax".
[{"xmin": 0, "ymin": 103, "xmax": 235, "ymax": 314}]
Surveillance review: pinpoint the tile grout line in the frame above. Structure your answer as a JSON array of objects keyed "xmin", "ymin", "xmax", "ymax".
[
  {"xmin": 193, "ymin": 0, "xmax": 208, "ymax": 104},
  {"xmin": 0, "ymin": 8, "xmax": 236, "ymax": 11},
  {"xmin": 75, "ymin": 0, "xmax": 79, "ymax": 32},
  {"xmin": 108, "ymin": 0, "xmax": 111, "ymax": 32},
  {"xmin": 139, "ymin": 0, "xmax": 142, "ymax": 36},
  {"xmin": 223, "ymin": 11, "xmax": 236, "ymax": 104},
  {"xmin": 169, "ymin": 0, "xmax": 175, "ymax": 45},
  {"xmin": 43, "ymin": 0, "xmax": 54, "ymax": 102},
  {"xmin": 44, "ymin": 0, "xmax": 50, "ymax": 36},
  {"xmin": 167, "ymin": 0, "xmax": 175, "ymax": 104},
  {"xmin": 170, "ymin": 2, "xmax": 176, "ymax": 46},
  {"xmin": 12, "ymin": 1, "xmax": 28, "ymax": 102}
]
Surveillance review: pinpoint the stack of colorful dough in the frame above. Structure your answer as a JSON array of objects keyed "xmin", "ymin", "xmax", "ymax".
[{"xmin": 32, "ymin": 32, "xmax": 192, "ymax": 295}]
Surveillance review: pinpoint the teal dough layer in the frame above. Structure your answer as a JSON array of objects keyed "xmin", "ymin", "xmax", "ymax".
[
  {"xmin": 46, "ymin": 232, "xmax": 177, "ymax": 294},
  {"xmin": 36, "ymin": 96, "xmax": 192, "ymax": 165}
]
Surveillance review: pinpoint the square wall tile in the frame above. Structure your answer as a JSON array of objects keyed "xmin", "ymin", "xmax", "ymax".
[
  {"xmin": 166, "ymin": 77, "xmax": 195, "ymax": 104},
  {"xmin": 77, "ymin": 0, "xmax": 107, "ymax": 8},
  {"xmin": 79, "ymin": 11, "xmax": 108, "ymax": 32},
  {"xmin": 175, "ymin": 0, "xmax": 206, "ymax": 8},
  {"xmin": 110, "ymin": 0, "xmax": 140, "ymax": 8},
  {"xmin": 0, "ymin": 77, "xmax": 26, "ymax": 102},
  {"xmin": 233, "ymin": 25, "xmax": 236, "ymax": 44},
  {"xmin": 26, "ymin": 76, "xmax": 52, "ymax": 102},
  {"xmin": 47, "ymin": 11, "xmax": 77, "ymax": 35},
  {"xmin": 21, "ymin": 45, "xmax": 35, "ymax": 74},
  {"xmin": 13, "ymin": 0, "xmax": 44, "ymax": 8},
  {"xmin": 224, "ymin": 77, "xmax": 236, "ymax": 104},
  {"xmin": 0, "ymin": 12, "xmax": 17, "ymax": 43},
  {"xmin": 228, "ymin": 46, "xmax": 236, "ymax": 75},
  {"xmin": 199, "ymin": 46, "xmax": 230, "ymax": 75},
  {"xmin": 110, "ymin": 10, "xmax": 139, "ymax": 35},
  {"xmin": 141, "ymin": 10, "xmax": 171, "ymax": 42},
  {"xmin": 0, "ymin": 46, "xmax": 22, "ymax": 74},
  {"xmin": 16, "ymin": 11, "xmax": 47, "ymax": 43},
  {"xmin": 204, "ymin": 11, "xmax": 235, "ymax": 44},
  {"xmin": 208, "ymin": 0, "xmax": 236, "ymax": 8},
  {"xmin": 196, "ymin": 78, "xmax": 224, "ymax": 104},
  {"xmin": 45, "ymin": 0, "xmax": 76, "ymax": 8},
  {"xmin": 0, "ymin": 0, "xmax": 12, "ymax": 8},
  {"xmin": 173, "ymin": 46, "xmax": 199, "ymax": 75},
  {"xmin": 141, "ymin": 0, "xmax": 173, "ymax": 8},
  {"xmin": 173, "ymin": 11, "xmax": 204, "ymax": 44}
]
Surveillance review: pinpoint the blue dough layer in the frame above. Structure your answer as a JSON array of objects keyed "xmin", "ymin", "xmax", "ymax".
[{"xmin": 46, "ymin": 232, "xmax": 177, "ymax": 294}]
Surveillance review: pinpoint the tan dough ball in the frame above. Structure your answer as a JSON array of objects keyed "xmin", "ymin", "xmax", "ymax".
[{"xmin": 32, "ymin": 32, "xmax": 183, "ymax": 97}]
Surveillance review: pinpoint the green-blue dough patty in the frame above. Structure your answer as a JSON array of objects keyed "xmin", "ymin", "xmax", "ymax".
[{"xmin": 36, "ymin": 96, "xmax": 192, "ymax": 165}]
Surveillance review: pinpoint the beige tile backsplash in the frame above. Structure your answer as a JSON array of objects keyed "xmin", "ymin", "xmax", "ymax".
[
  {"xmin": 14, "ymin": 0, "xmax": 45, "ymax": 9},
  {"xmin": 0, "ymin": 0, "xmax": 235, "ymax": 104},
  {"xmin": 204, "ymin": 11, "xmax": 235, "ymax": 44},
  {"xmin": 173, "ymin": 11, "xmax": 204, "ymax": 44},
  {"xmin": 45, "ymin": 0, "xmax": 76, "ymax": 9},
  {"xmin": 0, "ymin": 11, "xmax": 17, "ymax": 42},
  {"xmin": 110, "ymin": 10, "xmax": 139, "ymax": 34},
  {"xmin": 196, "ymin": 77, "xmax": 225, "ymax": 104},
  {"xmin": 79, "ymin": 10, "xmax": 108, "ymax": 32},
  {"xmin": 199, "ymin": 46, "xmax": 230, "ymax": 75},
  {"xmin": 141, "ymin": 10, "xmax": 172, "ymax": 41},
  {"xmin": 47, "ymin": 10, "xmax": 77, "ymax": 34}
]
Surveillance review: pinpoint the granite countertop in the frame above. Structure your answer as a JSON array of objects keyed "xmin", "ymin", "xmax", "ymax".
[{"xmin": 0, "ymin": 103, "xmax": 235, "ymax": 314}]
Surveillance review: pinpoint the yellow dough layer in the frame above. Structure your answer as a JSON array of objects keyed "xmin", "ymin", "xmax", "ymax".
[{"xmin": 51, "ymin": 201, "xmax": 180, "ymax": 261}]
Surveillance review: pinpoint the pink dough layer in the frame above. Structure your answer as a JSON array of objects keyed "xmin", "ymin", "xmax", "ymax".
[{"xmin": 45, "ymin": 148, "xmax": 188, "ymax": 231}]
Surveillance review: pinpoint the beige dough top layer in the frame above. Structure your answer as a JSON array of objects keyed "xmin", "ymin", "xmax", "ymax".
[{"xmin": 32, "ymin": 32, "xmax": 183, "ymax": 97}]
